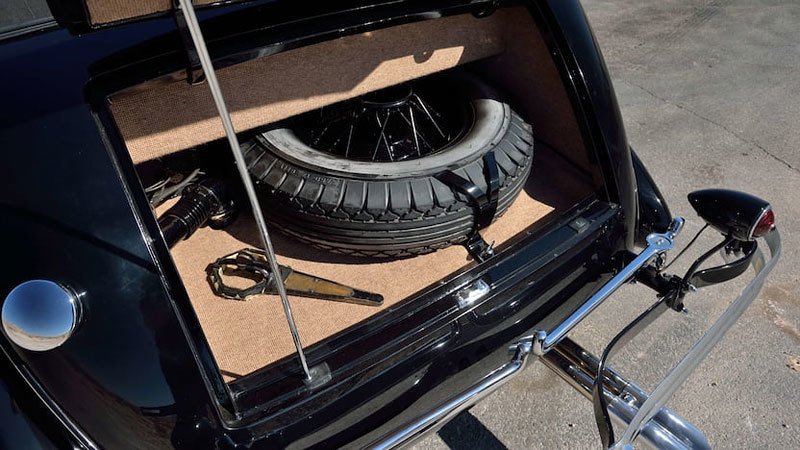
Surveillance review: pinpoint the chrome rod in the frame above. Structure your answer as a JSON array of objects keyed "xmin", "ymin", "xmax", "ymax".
[
  {"xmin": 367, "ymin": 336, "xmax": 534, "ymax": 450},
  {"xmin": 614, "ymin": 229, "xmax": 781, "ymax": 448},
  {"xmin": 540, "ymin": 337, "xmax": 710, "ymax": 450},
  {"xmin": 533, "ymin": 218, "xmax": 685, "ymax": 355},
  {"xmin": 175, "ymin": 0, "xmax": 312, "ymax": 379}
]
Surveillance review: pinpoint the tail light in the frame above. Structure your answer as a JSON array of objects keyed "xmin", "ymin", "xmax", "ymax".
[
  {"xmin": 687, "ymin": 189, "xmax": 775, "ymax": 241},
  {"xmin": 751, "ymin": 208, "xmax": 776, "ymax": 238}
]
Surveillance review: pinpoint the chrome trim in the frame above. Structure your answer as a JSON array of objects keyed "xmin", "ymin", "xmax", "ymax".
[
  {"xmin": 367, "ymin": 336, "xmax": 535, "ymax": 450},
  {"xmin": 747, "ymin": 204, "xmax": 773, "ymax": 240},
  {"xmin": 613, "ymin": 229, "xmax": 781, "ymax": 448},
  {"xmin": 454, "ymin": 279, "xmax": 491, "ymax": 309},
  {"xmin": 176, "ymin": 0, "xmax": 313, "ymax": 380},
  {"xmin": 541, "ymin": 337, "xmax": 710, "ymax": 450},
  {"xmin": 533, "ymin": 218, "xmax": 685, "ymax": 355}
]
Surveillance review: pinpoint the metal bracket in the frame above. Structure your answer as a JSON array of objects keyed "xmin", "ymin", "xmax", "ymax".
[
  {"xmin": 464, "ymin": 234, "xmax": 495, "ymax": 263},
  {"xmin": 472, "ymin": 0, "xmax": 500, "ymax": 18},
  {"xmin": 532, "ymin": 217, "xmax": 685, "ymax": 356},
  {"xmin": 172, "ymin": 0, "xmax": 205, "ymax": 85},
  {"xmin": 436, "ymin": 151, "xmax": 500, "ymax": 262},
  {"xmin": 541, "ymin": 337, "xmax": 711, "ymax": 450},
  {"xmin": 612, "ymin": 229, "xmax": 781, "ymax": 448}
]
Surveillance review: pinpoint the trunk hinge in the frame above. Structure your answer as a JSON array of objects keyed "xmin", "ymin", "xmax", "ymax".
[{"xmin": 172, "ymin": 0, "xmax": 206, "ymax": 85}]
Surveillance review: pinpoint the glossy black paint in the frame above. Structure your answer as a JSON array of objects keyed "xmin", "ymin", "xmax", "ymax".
[
  {"xmin": 247, "ymin": 202, "xmax": 624, "ymax": 448},
  {"xmin": 537, "ymin": 0, "xmax": 638, "ymax": 250},
  {"xmin": 0, "ymin": 349, "xmax": 71, "ymax": 449},
  {"xmin": 631, "ymin": 150, "xmax": 673, "ymax": 246},
  {"xmin": 0, "ymin": 15, "xmax": 226, "ymax": 450},
  {"xmin": 690, "ymin": 240, "xmax": 758, "ymax": 288},
  {"xmin": 0, "ymin": 0, "xmax": 642, "ymax": 447},
  {"xmin": 688, "ymin": 189, "xmax": 771, "ymax": 241},
  {"xmin": 0, "ymin": 385, "xmax": 55, "ymax": 449}
]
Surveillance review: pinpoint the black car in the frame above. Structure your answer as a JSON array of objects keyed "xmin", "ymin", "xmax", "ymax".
[{"xmin": 0, "ymin": 1, "xmax": 781, "ymax": 448}]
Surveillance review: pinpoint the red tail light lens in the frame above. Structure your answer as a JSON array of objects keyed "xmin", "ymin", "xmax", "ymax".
[{"xmin": 751, "ymin": 208, "xmax": 775, "ymax": 238}]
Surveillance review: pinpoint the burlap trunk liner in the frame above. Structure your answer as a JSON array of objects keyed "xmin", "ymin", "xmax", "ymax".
[
  {"xmin": 164, "ymin": 151, "xmax": 590, "ymax": 380},
  {"xmin": 110, "ymin": 11, "xmax": 513, "ymax": 162}
]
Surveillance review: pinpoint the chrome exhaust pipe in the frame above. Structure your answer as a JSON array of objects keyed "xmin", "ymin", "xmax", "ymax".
[{"xmin": 541, "ymin": 338, "xmax": 711, "ymax": 450}]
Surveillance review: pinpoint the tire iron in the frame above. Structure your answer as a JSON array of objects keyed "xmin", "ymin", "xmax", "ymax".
[{"xmin": 207, "ymin": 248, "xmax": 384, "ymax": 306}]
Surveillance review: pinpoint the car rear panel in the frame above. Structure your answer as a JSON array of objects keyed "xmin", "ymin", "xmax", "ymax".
[
  {"xmin": 233, "ymin": 200, "xmax": 625, "ymax": 447},
  {"xmin": 0, "ymin": 1, "xmax": 635, "ymax": 447}
]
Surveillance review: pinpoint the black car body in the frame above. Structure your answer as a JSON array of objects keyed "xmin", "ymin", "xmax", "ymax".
[{"xmin": 0, "ymin": 1, "xmax": 779, "ymax": 449}]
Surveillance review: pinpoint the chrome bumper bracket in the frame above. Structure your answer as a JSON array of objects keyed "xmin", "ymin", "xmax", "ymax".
[
  {"xmin": 541, "ymin": 337, "xmax": 711, "ymax": 450},
  {"xmin": 533, "ymin": 218, "xmax": 686, "ymax": 355},
  {"xmin": 612, "ymin": 229, "xmax": 781, "ymax": 448},
  {"xmin": 367, "ymin": 337, "xmax": 535, "ymax": 450},
  {"xmin": 367, "ymin": 224, "xmax": 779, "ymax": 450},
  {"xmin": 369, "ymin": 334, "xmax": 709, "ymax": 450}
]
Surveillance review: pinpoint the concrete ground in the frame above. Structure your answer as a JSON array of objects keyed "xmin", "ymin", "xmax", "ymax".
[{"xmin": 413, "ymin": 0, "xmax": 800, "ymax": 448}]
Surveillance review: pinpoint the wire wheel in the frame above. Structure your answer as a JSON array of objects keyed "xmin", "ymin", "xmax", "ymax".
[
  {"xmin": 289, "ymin": 79, "xmax": 474, "ymax": 162},
  {"xmin": 247, "ymin": 71, "xmax": 535, "ymax": 257}
]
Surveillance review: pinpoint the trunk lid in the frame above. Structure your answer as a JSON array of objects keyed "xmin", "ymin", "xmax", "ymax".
[{"xmin": 48, "ymin": 0, "xmax": 252, "ymax": 33}]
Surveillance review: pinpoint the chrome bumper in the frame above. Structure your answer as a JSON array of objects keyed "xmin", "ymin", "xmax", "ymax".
[
  {"xmin": 540, "ymin": 338, "xmax": 710, "ymax": 450},
  {"xmin": 368, "ymin": 337, "xmax": 535, "ymax": 450},
  {"xmin": 609, "ymin": 229, "xmax": 780, "ymax": 448},
  {"xmin": 367, "ymin": 225, "xmax": 780, "ymax": 449}
]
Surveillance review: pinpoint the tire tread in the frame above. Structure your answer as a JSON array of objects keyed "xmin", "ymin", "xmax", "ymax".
[{"xmin": 244, "ymin": 95, "xmax": 535, "ymax": 258}]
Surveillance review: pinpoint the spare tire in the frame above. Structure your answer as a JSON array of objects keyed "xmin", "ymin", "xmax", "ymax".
[{"xmin": 243, "ymin": 72, "xmax": 534, "ymax": 257}]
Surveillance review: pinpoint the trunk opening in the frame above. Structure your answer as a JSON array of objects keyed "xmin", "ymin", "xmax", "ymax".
[{"xmin": 95, "ymin": 4, "xmax": 607, "ymax": 423}]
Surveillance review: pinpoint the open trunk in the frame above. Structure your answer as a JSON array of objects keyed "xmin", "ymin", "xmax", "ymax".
[
  {"xmin": 100, "ymin": 4, "xmax": 604, "ymax": 412},
  {"xmin": 159, "ymin": 146, "xmax": 593, "ymax": 379}
]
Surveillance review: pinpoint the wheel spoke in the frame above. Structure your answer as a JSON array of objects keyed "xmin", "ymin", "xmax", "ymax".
[
  {"xmin": 373, "ymin": 111, "xmax": 393, "ymax": 162},
  {"xmin": 398, "ymin": 109, "xmax": 433, "ymax": 153},
  {"xmin": 291, "ymin": 80, "xmax": 469, "ymax": 162},
  {"xmin": 345, "ymin": 110, "xmax": 356, "ymax": 158},
  {"xmin": 413, "ymin": 93, "xmax": 447, "ymax": 139},
  {"xmin": 408, "ymin": 105, "xmax": 421, "ymax": 157}
]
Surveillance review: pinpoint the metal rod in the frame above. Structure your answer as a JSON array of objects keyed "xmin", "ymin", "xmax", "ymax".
[
  {"xmin": 345, "ymin": 111, "xmax": 355, "ymax": 158},
  {"xmin": 398, "ymin": 110, "xmax": 432, "ymax": 150},
  {"xmin": 413, "ymin": 93, "xmax": 446, "ymax": 138},
  {"xmin": 176, "ymin": 0, "xmax": 312, "ymax": 380},
  {"xmin": 533, "ymin": 218, "xmax": 685, "ymax": 355},
  {"xmin": 408, "ymin": 105, "xmax": 421, "ymax": 156},
  {"xmin": 373, "ymin": 112, "xmax": 392, "ymax": 161},
  {"xmin": 367, "ymin": 336, "xmax": 534, "ymax": 450}
]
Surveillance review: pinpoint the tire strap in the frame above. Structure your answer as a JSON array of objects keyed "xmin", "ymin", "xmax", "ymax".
[{"xmin": 436, "ymin": 151, "xmax": 500, "ymax": 262}]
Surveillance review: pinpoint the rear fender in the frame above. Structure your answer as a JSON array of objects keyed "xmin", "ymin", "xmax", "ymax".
[{"xmin": 631, "ymin": 150, "xmax": 672, "ymax": 247}]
